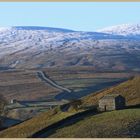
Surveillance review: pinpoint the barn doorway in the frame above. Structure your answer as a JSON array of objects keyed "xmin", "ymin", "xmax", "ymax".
[{"xmin": 104, "ymin": 105, "xmax": 107, "ymax": 111}]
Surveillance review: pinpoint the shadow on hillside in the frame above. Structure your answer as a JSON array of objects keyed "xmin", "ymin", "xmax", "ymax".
[
  {"xmin": 0, "ymin": 117, "xmax": 22, "ymax": 131},
  {"xmin": 31, "ymin": 108, "xmax": 99, "ymax": 138},
  {"xmin": 31, "ymin": 105, "xmax": 140, "ymax": 138},
  {"xmin": 55, "ymin": 78, "xmax": 127, "ymax": 100},
  {"xmin": 126, "ymin": 104, "xmax": 140, "ymax": 109}
]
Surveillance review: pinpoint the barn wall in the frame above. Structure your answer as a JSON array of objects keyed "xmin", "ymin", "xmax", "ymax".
[{"xmin": 99, "ymin": 98, "xmax": 116, "ymax": 111}]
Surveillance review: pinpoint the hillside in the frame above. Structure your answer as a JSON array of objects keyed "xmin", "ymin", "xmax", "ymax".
[
  {"xmin": 82, "ymin": 76, "xmax": 140, "ymax": 106},
  {"xmin": 1, "ymin": 68, "xmax": 134, "ymax": 122},
  {"xmin": 98, "ymin": 23, "xmax": 140, "ymax": 36},
  {"xmin": 48, "ymin": 109, "xmax": 140, "ymax": 138},
  {"xmin": 0, "ymin": 76, "xmax": 139, "ymax": 138},
  {"xmin": 0, "ymin": 25, "xmax": 140, "ymax": 71},
  {"xmin": 0, "ymin": 107, "xmax": 79, "ymax": 138}
]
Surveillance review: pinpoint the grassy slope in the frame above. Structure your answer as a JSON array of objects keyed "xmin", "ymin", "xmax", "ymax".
[
  {"xmin": 0, "ymin": 76, "xmax": 139, "ymax": 138},
  {"xmin": 82, "ymin": 76, "xmax": 140, "ymax": 106},
  {"xmin": 0, "ymin": 107, "xmax": 77, "ymax": 138},
  {"xmin": 49, "ymin": 109, "xmax": 140, "ymax": 138}
]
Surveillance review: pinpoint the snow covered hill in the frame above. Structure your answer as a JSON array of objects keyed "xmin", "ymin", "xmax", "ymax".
[
  {"xmin": 97, "ymin": 23, "xmax": 140, "ymax": 36},
  {"xmin": 0, "ymin": 25, "xmax": 140, "ymax": 71}
]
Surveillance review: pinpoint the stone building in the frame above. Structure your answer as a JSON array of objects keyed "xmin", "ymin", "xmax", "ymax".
[
  {"xmin": 10, "ymin": 99, "xmax": 17, "ymax": 104},
  {"xmin": 98, "ymin": 94, "xmax": 125, "ymax": 111}
]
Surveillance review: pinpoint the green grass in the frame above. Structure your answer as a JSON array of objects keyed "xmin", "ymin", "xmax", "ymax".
[{"xmin": 49, "ymin": 109, "xmax": 140, "ymax": 138}]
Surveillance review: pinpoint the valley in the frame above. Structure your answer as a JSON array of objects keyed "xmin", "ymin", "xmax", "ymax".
[
  {"xmin": 0, "ymin": 24, "xmax": 140, "ymax": 137},
  {"xmin": 0, "ymin": 67, "xmax": 139, "ymax": 127},
  {"xmin": 0, "ymin": 75, "xmax": 139, "ymax": 138}
]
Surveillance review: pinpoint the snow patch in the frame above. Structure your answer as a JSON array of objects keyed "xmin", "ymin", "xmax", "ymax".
[{"xmin": 97, "ymin": 23, "xmax": 140, "ymax": 36}]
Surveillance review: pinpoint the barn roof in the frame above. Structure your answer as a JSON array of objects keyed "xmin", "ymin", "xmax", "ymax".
[{"xmin": 100, "ymin": 94, "xmax": 122, "ymax": 100}]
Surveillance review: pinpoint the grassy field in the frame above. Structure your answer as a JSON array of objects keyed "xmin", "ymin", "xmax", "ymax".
[
  {"xmin": 0, "ymin": 70, "xmax": 60, "ymax": 101},
  {"xmin": 0, "ymin": 68, "xmax": 135, "ymax": 107},
  {"xmin": 0, "ymin": 67, "xmax": 138, "ymax": 102},
  {"xmin": 41, "ymin": 67, "xmax": 140, "ymax": 100},
  {"xmin": 48, "ymin": 109, "xmax": 140, "ymax": 138}
]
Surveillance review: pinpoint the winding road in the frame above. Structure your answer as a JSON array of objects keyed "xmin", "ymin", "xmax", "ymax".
[{"xmin": 37, "ymin": 71, "xmax": 72, "ymax": 93}]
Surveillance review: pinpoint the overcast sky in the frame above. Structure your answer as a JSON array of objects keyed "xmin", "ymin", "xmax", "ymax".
[{"xmin": 0, "ymin": 2, "xmax": 140, "ymax": 31}]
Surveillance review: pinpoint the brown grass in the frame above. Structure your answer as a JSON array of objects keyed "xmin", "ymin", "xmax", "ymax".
[
  {"xmin": 0, "ymin": 76, "xmax": 140, "ymax": 138},
  {"xmin": 1, "ymin": 68, "xmax": 136, "ymax": 102},
  {"xmin": 0, "ymin": 107, "xmax": 76, "ymax": 138},
  {"xmin": 0, "ymin": 70, "xmax": 60, "ymax": 101},
  {"xmin": 82, "ymin": 76, "xmax": 140, "ymax": 106}
]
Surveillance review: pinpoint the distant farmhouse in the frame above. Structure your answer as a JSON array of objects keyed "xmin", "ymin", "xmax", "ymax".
[
  {"xmin": 99, "ymin": 94, "xmax": 125, "ymax": 111},
  {"xmin": 10, "ymin": 99, "xmax": 17, "ymax": 104}
]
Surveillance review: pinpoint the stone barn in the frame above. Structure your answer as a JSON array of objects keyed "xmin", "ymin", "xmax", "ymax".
[
  {"xmin": 98, "ymin": 94, "xmax": 125, "ymax": 111},
  {"xmin": 10, "ymin": 99, "xmax": 17, "ymax": 104}
]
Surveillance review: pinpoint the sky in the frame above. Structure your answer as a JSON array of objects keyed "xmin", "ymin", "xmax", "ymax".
[{"xmin": 0, "ymin": 2, "xmax": 140, "ymax": 31}]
